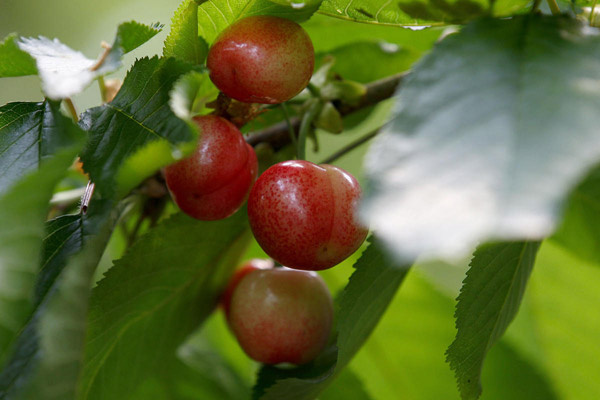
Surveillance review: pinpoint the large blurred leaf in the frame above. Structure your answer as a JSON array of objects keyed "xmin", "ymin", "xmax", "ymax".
[
  {"xmin": 0, "ymin": 144, "xmax": 82, "ymax": 367},
  {"xmin": 170, "ymin": 70, "xmax": 219, "ymax": 120},
  {"xmin": 79, "ymin": 56, "xmax": 197, "ymax": 199},
  {"xmin": 16, "ymin": 22, "xmax": 161, "ymax": 100},
  {"xmin": 363, "ymin": 15, "xmax": 600, "ymax": 262},
  {"xmin": 164, "ymin": 0, "xmax": 208, "ymax": 64},
  {"xmin": 319, "ymin": 0, "xmax": 529, "ymax": 25},
  {"xmin": 446, "ymin": 242, "xmax": 540, "ymax": 400},
  {"xmin": 253, "ymin": 237, "xmax": 410, "ymax": 399},
  {"xmin": 27, "ymin": 202, "xmax": 120, "ymax": 400},
  {"xmin": 551, "ymin": 165, "xmax": 600, "ymax": 265},
  {"xmin": 78, "ymin": 212, "xmax": 251, "ymax": 400},
  {"xmin": 0, "ymin": 200, "xmax": 114, "ymax": 399},
  {"xmin": 197, "ymin": 0, "xmax": 321, "ymax": 44},
  {"xmin": 0, "ymin": 34, "xmax": 36, "ymax": 78},
  {"xmin": 0, "ymin": 100, "xmax": 83, "ymax": 196}
]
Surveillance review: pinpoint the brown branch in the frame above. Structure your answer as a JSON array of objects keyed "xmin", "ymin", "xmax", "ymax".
[{"xmin": 245, "ymin": 72, "xmax": 406, "ymax": 151}]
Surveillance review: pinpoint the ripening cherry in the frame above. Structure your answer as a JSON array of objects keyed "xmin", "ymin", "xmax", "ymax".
[
  {"xmin": 220, "ymin": 258, "xmax": 274, "ymax": 316},
  {"xmin": 165, "ymin": 115, "xmax": 257, "ymax": 220},
  {"xmin": 207, "ymin": 15, "xmax": 314, "ymax": 104},
  {"xmin": 247, "ymin": 160, "xmax": 368, "ymax": 271},
  {"xmin": 227, "ymin": 267, "xmax": 333, "ymax": 365}
]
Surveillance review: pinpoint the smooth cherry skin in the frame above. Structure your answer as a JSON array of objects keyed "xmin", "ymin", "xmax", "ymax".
[
  {"xmin": 207, "ymin": 16, "xmax": 314, "ymax": 104},
  {"xmin": 220, "ymin": 259, "xmax": 274, "ymax": 316},
  {"xmin": 228, "ymin": 268, "xmax": 333, "ymax": 365},
  {"xmin": 165, "ymin": 115, "xmax": 258, "ymax": 220},
  {"xmin": 248, "ymin": 160, "xmax": 368, "ymax": 271}
]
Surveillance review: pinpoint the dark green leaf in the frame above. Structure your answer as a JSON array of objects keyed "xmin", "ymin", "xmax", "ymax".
[
  {"xmin": 0, "ymin": 143, "xmax": 82, "ymax": 367},
  {"xmin": 0, "ymin": 200, "xmax": 113, "ymax": 399},
  {"xmin": 551, "ymin": 165, "xmax": 600, "ymax": 265},
  {"xmin": 79, "ymin": 56, "xmax": 197, "ymax": 199},
  {"xmin": 0, "ymin": 34, "xmax": 36, "ymax": 78},
  {"xmin": 198, "ymin": 0, "xmax": 321, "ymax": 44},
  {"xmin": 253, "ymin": 237, "xmax": 410, "ymax": 399},
  {"xmin": 363, "ymin": 15, "xmax": 600, "ymax": 262},
  {"xmin": 164, "ymin": 1, "xmax": 208, "ymax": 64},
  {"xmin": 318, "ymin": 0, "xmax": 529, "ymax": 25},
  {"xmin": 319, "ymin": 368, "xmax": 372, "ymax": 400},
  {"xmin": 79, "ymin": 212, "xmax": 251, "ymax": 400},
  {"xmin": 0, "ymin": 100, "xmax": 84, "ymax": 196},
  {"xmin": 26, "ymin": 202, "xmax": 120, "ymax": 400},
  {"xmin": 447, "ymin": 242, "xmax": 540, "ymax": 400}
]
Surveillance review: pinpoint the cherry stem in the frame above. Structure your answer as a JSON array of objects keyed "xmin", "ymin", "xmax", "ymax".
[
  {"xmin": 98, "ymin": 76, "xmax": 108, "ymax": 103},
  {"xmin": 279, "ymin": 103, "xmax": 297, "ymax": 149},
  {"xmin": 546, "ymin": 0, "xmax": 561, "ymax": 15},
  {"xmin": 64, "ymin": 98, "xmax": 79, "ymax": 122},
  {"xmin": 246, "ymin": 72, "xmax": 406, "ymax": 150},
  {"xmin": 319, "ymin": 127, "xmax": 381, "ymax": 165},
  {"xmin": 297, "ymin": 101, "xmax": 321, "ymax": 160}
]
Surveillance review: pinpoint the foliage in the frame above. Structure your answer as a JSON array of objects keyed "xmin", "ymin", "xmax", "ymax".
[{"xmin": 0, "ymin": 0, "xmax": 599, "ymax": 399}]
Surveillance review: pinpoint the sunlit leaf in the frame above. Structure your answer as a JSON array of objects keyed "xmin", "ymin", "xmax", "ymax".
[
  {"xmin": 0, "ymin": 34, "xmax": 36, "ymax": 78},
  {"xmin": 164, "ymin": 0, "xmax": 208, "ymax": 64},
  {"xmin": 197, "ymin": 0, "xmax": 321, "ymax": 44}
]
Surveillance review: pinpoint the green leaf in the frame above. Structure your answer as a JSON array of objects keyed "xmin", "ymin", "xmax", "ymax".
[
  {"xmin": 551, "ymin": 165, "xmax": 600, "ymax": 265},
  {"xmin": 318, "ymin": 0, "xmax": 529, "ymax": 25},
  {"xmin": 316, "ymin": 41, "xmax": 420, "ymax": 83},
  {"xmin": 197, "ymin": 0, "xmax": 321, "ymax": 44},
  {"xmin": 112, "ymin": 21, "xmax": 163, "ymax": 55},
  {"xmin": 164, "ymin": 0, "xmax": 208, "ymax": 64},
  {"xmin": 0, "ymin": 34, "xmax": 36, "ymax": 77},
  {"xmin": 79, "ymin": 56, "xmax": 197, "ymax": 199},
  {"xmin": 528, "ymin": 243, "xmax": 600, "ymax": 400},
  {"xmin": 319, "ymin": 368, "xmax": 372, "ymax": 400},
  {"xmin": 363, "ymin": 15, "xmax": 600, "ymax": 262},
  {"xmin": 16, "ymin": 21, "xmax": 161, "ymax": 100},
  {"xmin": 446, "ymin": 242, "xmax": 540, "ymax": 400},
  {"xmin": 0, "ymin": 200, "xmax": 114, "ymax": 399},
  {"xmin": 26, "ymin": 202, "xmax": 119, "ymax": 400},
  {"xmin": 79, "ymin": 212, "xmax": 251, "ymax": 400},
  {"xmin": 170, "ymin": 70, "xmax": 219, "ymax": 120},
  {"xmin": 0, "ymin": 100, "xmax": 84, "ymax": 195},
  {"xmin": 0, "ymin": 144, "xmax": 82, "ymax": 366},
  {"xmin": 253, "ymin": 237, "xmax": 410, "ymax": 399}
]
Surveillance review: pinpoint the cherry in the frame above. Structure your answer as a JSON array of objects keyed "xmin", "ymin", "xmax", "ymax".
[
  {"xmin": 227, "ymin": 267, "xmax": 333, "ymax": 365},
  {"xmin": 247, "ymin": 160, "xmax": 368, "ymax": 271},
  {"xmin": 207, "ymin": 15, "xmax": 314, "ymax": 104},
  {"xmin": 164, "ymin": 115, "xmax": 257, "ymax": 220},
  {"xmin": 220, "ymin": 258, "xmax": 274, "ymax": 316}
]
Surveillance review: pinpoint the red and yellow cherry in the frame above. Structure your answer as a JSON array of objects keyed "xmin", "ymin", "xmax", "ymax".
[
  {"xmin": 227, "ymin": 267, "xmax": 333, "ymax": 365},
  {"xmin": 207, "ymin": 15, "xmax": 314, "ymax": 104},
  {"xmin": 220, "ymin": 258, "xmax": 274, "ymax": 316},
  {"xmin": 247, "ymin": 160, "xmax": 368, "ymax": 271},
  {"xmin": 165, "ymin": 115, "xmax": 257, "ymax": 220}
]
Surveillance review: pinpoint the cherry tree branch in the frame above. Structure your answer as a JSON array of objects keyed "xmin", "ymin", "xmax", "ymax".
[{"xmin": 245, "ymin": 72, "xmax": 406, "ymax": 150}]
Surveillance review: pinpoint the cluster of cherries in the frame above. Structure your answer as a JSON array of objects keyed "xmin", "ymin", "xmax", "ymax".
[{"xmin": 164, "ymin": 16, "xmax": 368, "ymax": 365}]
